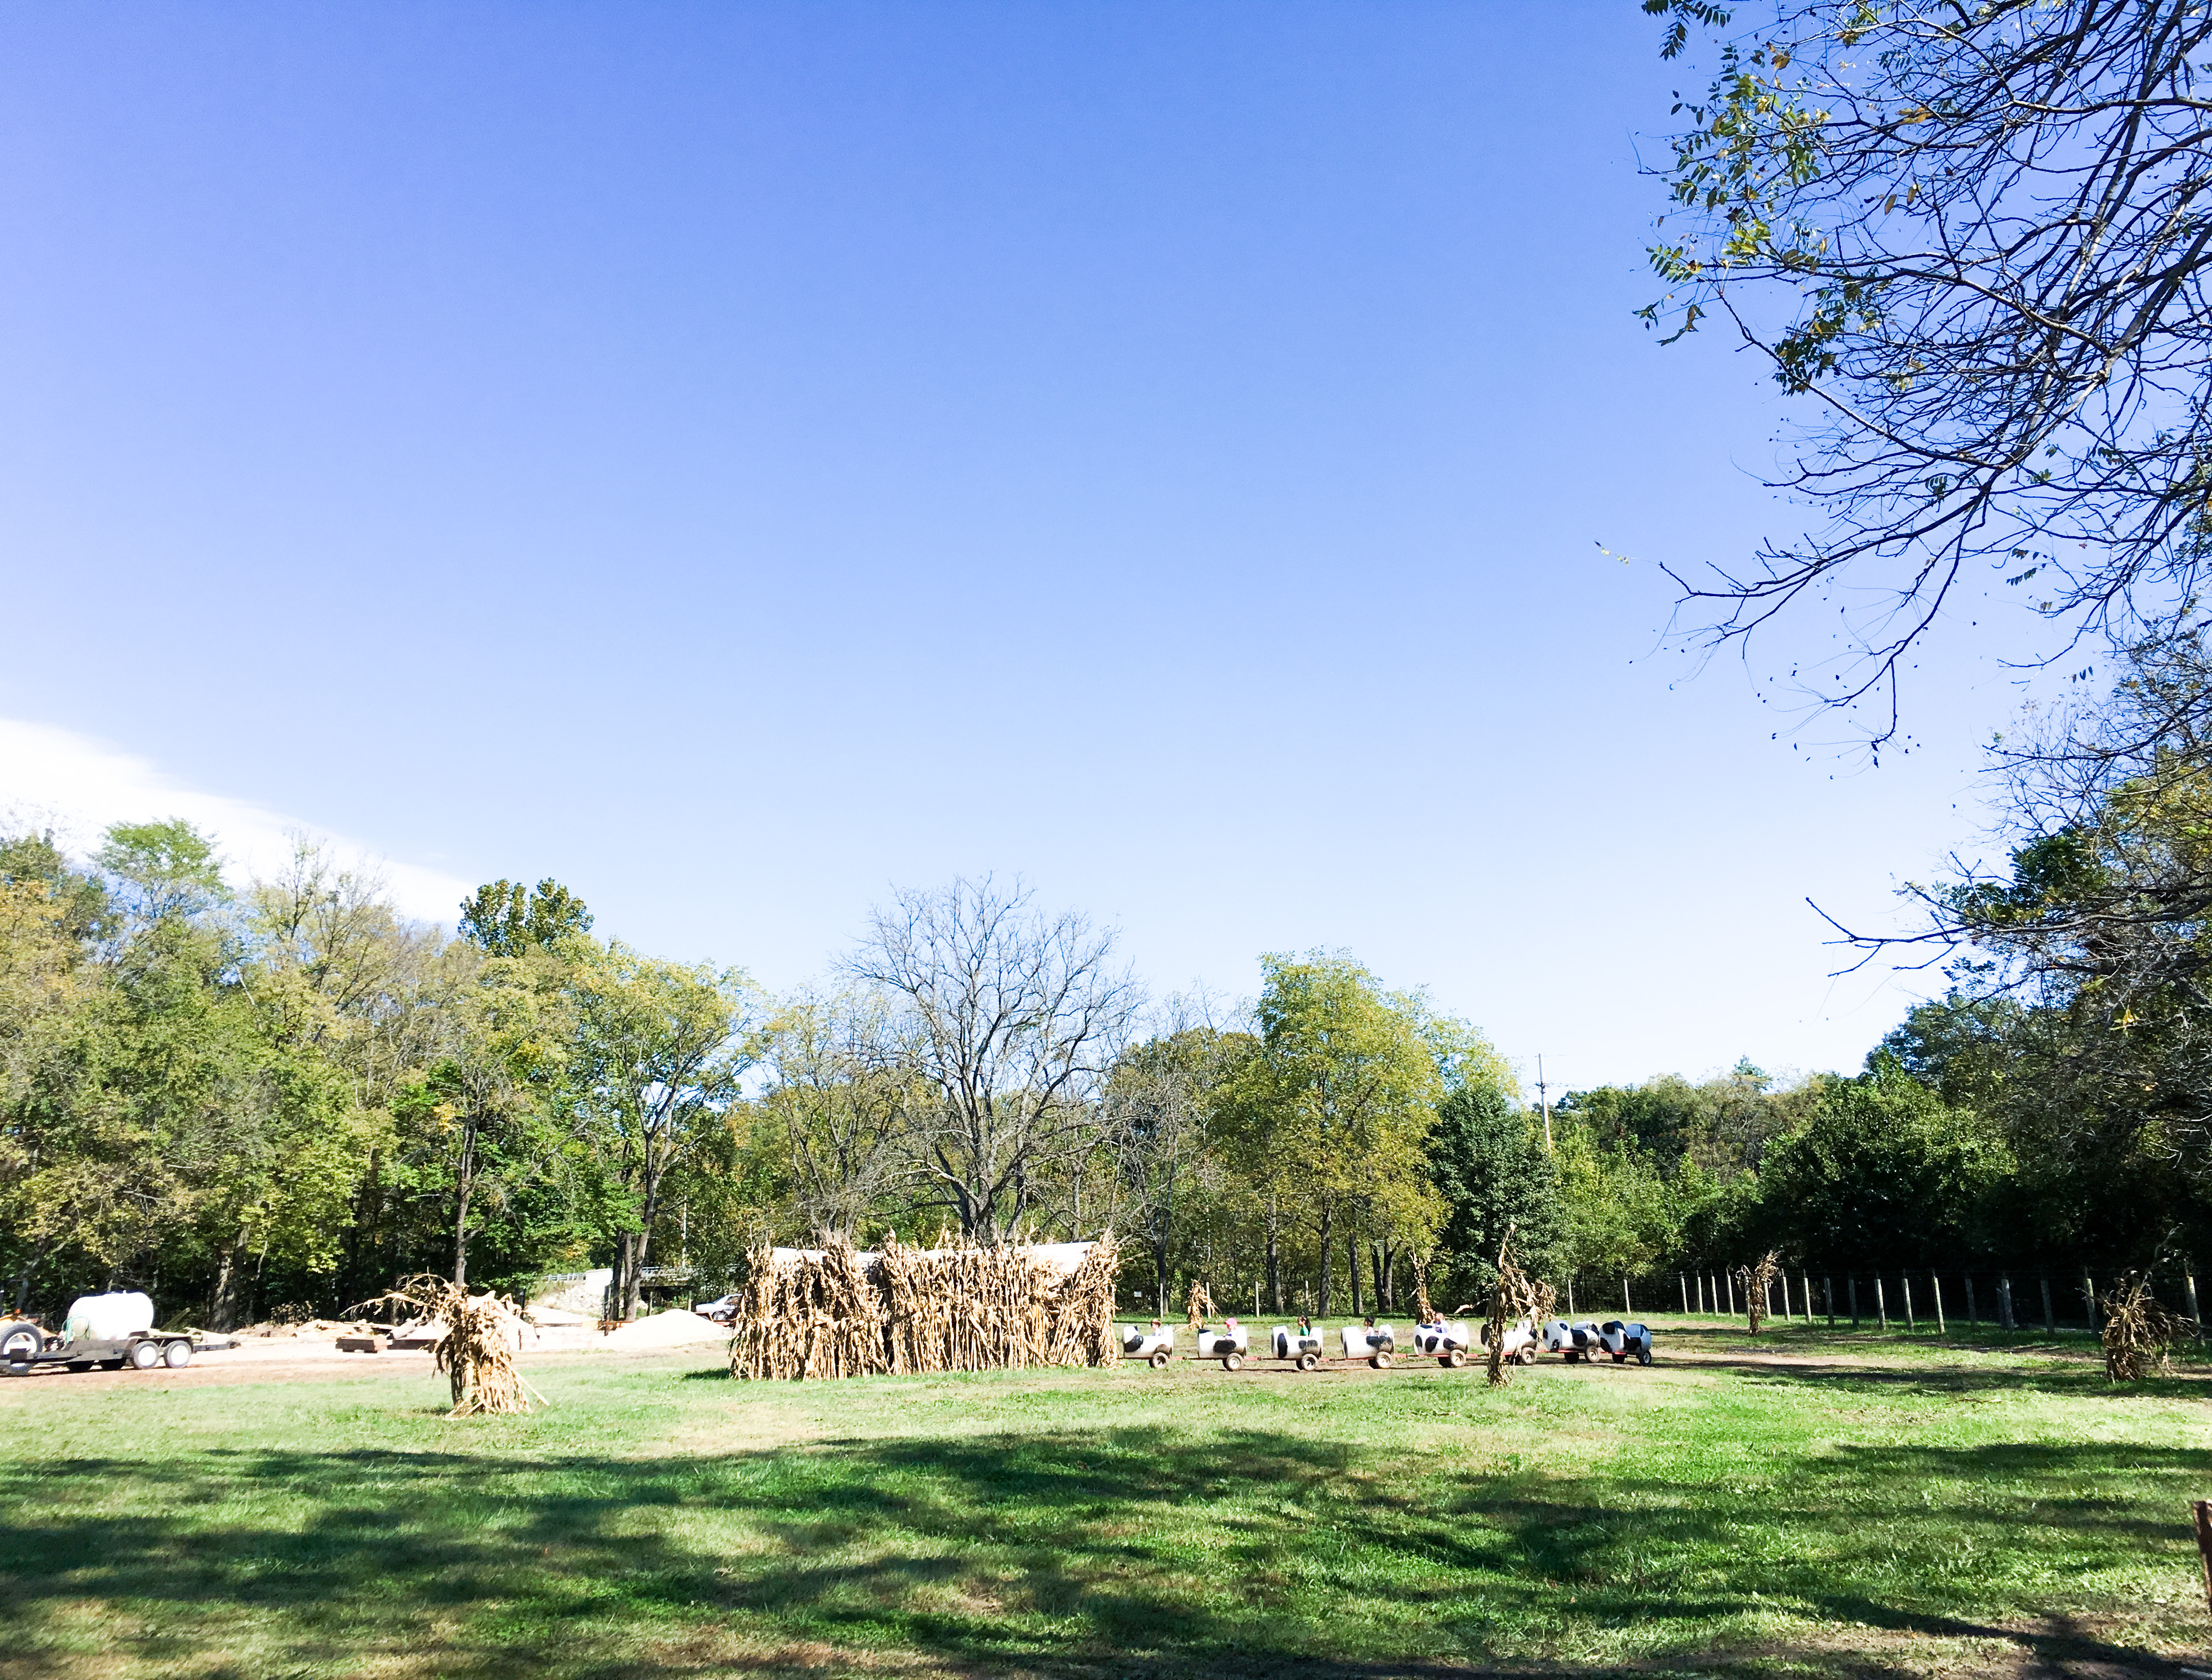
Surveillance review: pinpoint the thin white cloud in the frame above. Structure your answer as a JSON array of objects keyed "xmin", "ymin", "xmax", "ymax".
[{"xmin": 0, "ymin": 717, "xmax": 474, "ymax": 926}]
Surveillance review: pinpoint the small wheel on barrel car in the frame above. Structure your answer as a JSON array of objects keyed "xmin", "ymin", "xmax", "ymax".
[
  {"xmin": 129, "ymin": 1341, "xmax": 163, "ymax": 1370},
  {"xmin": 1516, "ymin": 1344, "xmax": 1537, "ymax": 1366},
  {"xmin": 1445, "ymin": 1349, "xmax": 1466, "ymax": 1369},
  {"xmin": 1296, "ymin": 1351, "xmax": 1319, "ymax": 1372},
  {"xmin": 1371, "ymin": 1351, "xmax": 1393, "ymax": 1369},
  {"xmin": 1637, "ymin": 1347, "xmax": 1653, "ymax": 1367},
  {"xmin": 163, "ymin": 1340, "xmax": 193, "ymax": 1369},
  {"xmin": 0, "ymin": 1322, "xmax": 41, "ymax": 1377},
  {"xmin": 1222, "ymin": 1352, "xmax": 1242, "ymax": 1372},
  {"xmin": 1149, "ymin": 1349, "xmax": 1171, "ymax": 1369}
]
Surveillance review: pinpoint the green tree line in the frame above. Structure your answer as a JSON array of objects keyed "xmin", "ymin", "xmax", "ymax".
[{"xmin": 4, "ymin": 829, "xmax": 2191, "ymax": 1331}]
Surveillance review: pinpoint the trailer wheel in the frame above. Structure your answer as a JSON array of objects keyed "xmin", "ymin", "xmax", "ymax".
[
  {"xmin": 1222, "ymin": 1352, "xmax": 1242, "ymax": 1372},
  {"xmin": 1296, "ymin": 1351, "xmax": 1319, "ymax": 1372},
  {"xmin": 1445, "ymin": 1349, "xmax": 1466, "ymax": 1368},
  {"xmin": 1637, "ymin": 1347, "xmax": 1653, "ymax": 1366},
  {"xmin": 0, "ymin": 1322, "xmax": 39, "ymax": 1376},
  {"xmin": 1516, "ymin": 1345, "xmax": 1537, "ymax": 1366},
  {"xmin": 129, "ymin": 1341, "xmax": 162, "ymax": 1370},
  {"xmin": 1148, "ymin": 1349, "xmax": 1170, "ymax": 1369},
  {"xmin": 1371, "ymin": 1351, "xmax": 1392, "ymax": 1369},
  {"xmin": 162, "ymin": 1340, "xmax": 193, "ymax": 1369}
]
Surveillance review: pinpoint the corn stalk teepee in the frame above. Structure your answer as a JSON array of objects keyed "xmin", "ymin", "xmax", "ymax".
[
  {"xmin": 730, "ymin": 1231, "xmax": 1121, "ymax": 1381},
  {"xmin": 1484, "ymin": 1224, "xmax": 1555, "ymax": 1388},
  {"xmin": 377, "ymin": 1275, "xmax": 542, "ymax": 1417},
  {"xmin": 2100, "ymin": 1271, "xmax": 2186, "ymax": 1381},
  {"xmin": 1737, "ymin": 1251, "xmax": 1781, "ymax": 1336}
]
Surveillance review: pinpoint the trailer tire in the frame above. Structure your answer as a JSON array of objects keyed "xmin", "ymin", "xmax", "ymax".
[
  {"xmin": 1148, "ymin": 1349, "xmax": 1170, "ymax": 1369},
  {"xmin": 1296, "ymin": 1352, "xmax": 1319, "ymax": 1372},
  {"xmin": 1222, "ymin": 1352, "xmax": 1242, "ymax": 1372},
  {"xmin": 1637, "ymin": 1347, "xmax": 1653, "ymax": 1366},
  {"xmin": 129, "ymin": 1341, "xmax": 163, "ymax": 1370},
  {"xmin": 1445, "ymin": 1349, "xmax": 1466, "ymax": 1368},
  {"xmin": 163, "ymin": 1340, "xmax": 193, "ymax": 1369},
  {"xmin": 0, "ymin": 1321, "xmax": 39, "ymax": 1376},
  {"xmin": 1516, "ymin": 1345, "xmax": 1537, "ymax": 1366},
  {"xmin": 1371, "ymin": 1351, "xmax": 1392, "ymax": 1369}
]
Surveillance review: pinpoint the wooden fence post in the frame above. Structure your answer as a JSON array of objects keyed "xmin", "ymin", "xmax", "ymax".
[
  {"xmin": 1965, "ymin": 1275, "xmax": 1978, "ymax": 1326},
  {"xmin": 1825, "ymin": 1276, "xmax": 1835, "ymax": 1328},
  {"xmin": 1623, "ymin": 1276, "xmax": 1632, "ymax": 1316},
  {"xmin": 2041, "ymin": 1276, "xmax": 2055, "ymax": 1334},
  {"xmin": 2082, "ymin": 1268, "xmax": 2098, "ymax": 1331},
  {"xmin": 1999, "ymin": 1272, "xmax": 2015, "ymax": 1331},
  {"xmin": 1566, "ymin": 1276, "xmax": 1575, "ymax": 1317},
  {"xmin": 2187, "ymin": 1263, "xmax": 2201, "ymax": 1339},
  {"xmin": 1849, "ymin": 1276, "xmax": 1860, "ymax": 1327},
  {"xmin": 1875, "ymin": 1275, "xmax": 1889, "ymax": 1329},
  {"xmin": 1901, "ymin": 1274, "xmax": 1915, "ymax": 1329},
  {"xmin": 1930, "ymin": 1271, "xmax": 1945, "ymax": 1334},
  {"xmin": 1680, "ymin": 1273, "xmax": 1689, "ymax": 1316},
  {"xmin": 1725, "ymin": 1272, "xmax": 1735, "ymax": 1317},
  {"xmin": 2194, "ymin": 1502, "xmax": 2212, "ymax": 1613}
]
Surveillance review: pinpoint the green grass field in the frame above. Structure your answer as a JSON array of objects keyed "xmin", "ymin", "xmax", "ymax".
[{"xmin": 2, "ymin": 1322, "xmax": 2206, "ymax": 1678}]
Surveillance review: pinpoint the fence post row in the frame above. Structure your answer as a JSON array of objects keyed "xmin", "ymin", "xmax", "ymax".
[
  {"xmin": 1824, "ymin": 1276, "xmax": 1835, "ymax": 1327},
  {"xmin": 2041, "ymin": 1276, "xmax": 2055, "ymax": 1334}
]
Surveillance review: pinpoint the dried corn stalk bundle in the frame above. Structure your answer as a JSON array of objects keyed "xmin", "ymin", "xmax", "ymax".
[
  {"xmin": 1043, "ymin": 1231, "xmax": 1121, "ymax": 1369},
  {"xmin": 1484, "ymin": 1225, "xmax": 1556, "ymax": 1388},
  {"xmin": 377, "ymin": 1274, "xmax": 541, "ymax": 1418},
  {"xmin": 728, "ymin": 1235, "xmax": 889, "ymax": 1381},
  {"xmin": 1184, "ymin": 1277, "xmax": 1215, "ymax": 1332},
  {"xmin": 2100, "ymin": 1272, "xmax": 2186, "ymax": 1381},
  {"xmin": 1736, "ymin": 1251, "xmax": 1781, "ymax": 1335},
  {"xmin": 731, "ymin": 1232, "xmax": 1121, "ymax": 1381}
]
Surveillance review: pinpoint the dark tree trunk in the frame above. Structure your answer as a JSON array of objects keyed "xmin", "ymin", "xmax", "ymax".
[
  {"xmin": 1317, "ymin": 1204, "xmax": 1334, "ymax": 1317},
  {"xmin": 1265, "ymin": 1197, "xmax": 1282, "ymax": 1312}
]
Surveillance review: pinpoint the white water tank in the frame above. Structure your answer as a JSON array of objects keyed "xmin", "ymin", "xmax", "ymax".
[{"xmin": 62, "ymin": 1292, "xmax": 154, "ymax": 1344}]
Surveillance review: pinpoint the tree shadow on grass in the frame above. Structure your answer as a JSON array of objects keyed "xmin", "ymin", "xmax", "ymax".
[{"xmin": 0, "ymin": 1428, "xmax": 2199, "ymax": 1679}]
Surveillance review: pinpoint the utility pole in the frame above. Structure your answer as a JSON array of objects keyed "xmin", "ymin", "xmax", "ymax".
[{"xmin": 1537, "ymin": 1054, "xmax": 1554, "ymax": 1154}]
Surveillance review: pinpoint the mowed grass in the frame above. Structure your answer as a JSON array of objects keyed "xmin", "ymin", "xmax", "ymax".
[{"xmin": 1, "ymin": 1322, "xmax": 2208, "ymax": 1678}]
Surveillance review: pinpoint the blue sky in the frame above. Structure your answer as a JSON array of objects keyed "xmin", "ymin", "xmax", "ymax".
[{"xmin": 0, "ymin": 3, "xmax": 2047, "ymax": 1089}]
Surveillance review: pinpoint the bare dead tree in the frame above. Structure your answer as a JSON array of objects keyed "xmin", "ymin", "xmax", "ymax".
[
  {"xmin": 847, "ymin": 876, "xmax": 1139, "ymax": 1243},
  {"xmin": 1643, "ymin": 0, "xmax": 2212, "ymax": 748}
]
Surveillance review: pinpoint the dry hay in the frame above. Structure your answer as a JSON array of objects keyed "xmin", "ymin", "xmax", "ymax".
[
  {"xmin": 2099, "ymin": 1271, "xmax": 2187, "ymax": 1381},
  {"xmin": 730, "ymin": 1231, "xmax": 1122, "ymax": 1382},
  {"xmin": 1484, "ymin": 1223, "xmax": 1556, "ymax": 1387},
  {"xmin": 1184, "ymin": 1277, "xmax": 1215, "ymax": 1331},
  {"xmin": 376, "ymin": 1275, "xmax": 542, "ymax": 1417},
  {"xmin": 1736, "ymin": 1251, "xmax": 1781, "ymax": 1335}
]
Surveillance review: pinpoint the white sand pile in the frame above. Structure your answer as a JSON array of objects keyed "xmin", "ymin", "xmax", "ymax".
[{"xmin": 601, "ymin": 1309, "xmax": 730, "ymax": 1349}]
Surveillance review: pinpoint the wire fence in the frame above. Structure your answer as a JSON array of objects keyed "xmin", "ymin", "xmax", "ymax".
[{"xmin": 1557, "ymin": 1262, "xmax": 2208, "ymax": 1336}]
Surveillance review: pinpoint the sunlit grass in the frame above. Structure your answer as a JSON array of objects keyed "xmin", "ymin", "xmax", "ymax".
[{"xmin": 1, "ymin": 1324, "xmax": 2206, "ymax": 1677}]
